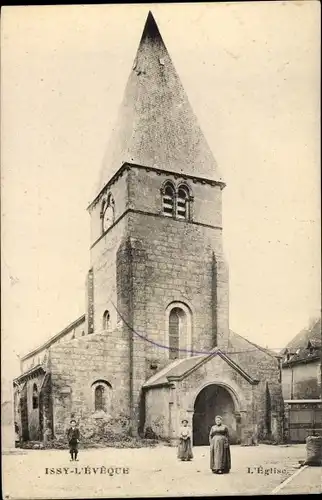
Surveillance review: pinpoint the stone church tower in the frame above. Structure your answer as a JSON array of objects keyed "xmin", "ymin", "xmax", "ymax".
[
  {"xmin": 87, "ymin": 11, "xmax": 229, "ymax": 434},
  {"xmin": 14, "ymin": 12, "xmax": 284, "ymax": 446}
]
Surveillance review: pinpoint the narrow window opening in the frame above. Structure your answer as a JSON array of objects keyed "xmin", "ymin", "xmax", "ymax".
[
  {"xmin": 32, "ymin": 384, "xmax": 39, "ymax": 410},
  {"xmin": 169, "ymin": 308, "xmax": 182, "ymax": 360},
  {"xmin": 103, "ymin": 310, "xmax": 110, "ymax": 330},
  {"xmin": 92, "ymin": 380, "xmax": 112, "ymax": 413},
  {"xmin": 95, "ymin": 385, "xmax": 104, "ymax": 411},
  {"xmin": 176, "ymin": 186, "xmax": 189, "ymax": 219},
  {"xmin": 162, "ymin": 184, "xmax": 175, "ymax": 217},
  {"xmin": 101, "ymin": 194, "xmax": 115, "ymax": 233}
]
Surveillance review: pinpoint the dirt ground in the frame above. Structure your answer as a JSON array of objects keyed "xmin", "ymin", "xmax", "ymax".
[{"xmin": 2, "ymin": 443, "xmax": 319, "ymax": 498}]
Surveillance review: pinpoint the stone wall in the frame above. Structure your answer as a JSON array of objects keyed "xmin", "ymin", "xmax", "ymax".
[
  {"xmin": 127, "ymin": 167, "xmax": 223, "ymax": 228},
  {"xmin": 127, "ymin": 212, "xmax": 228, "ymax": 367},
  {"xmin": 282, "ymin": 365, "xmax": 293, "ymax": 400},
  {"xmin": 13, "ymin": 371, "xmax": 48, "ymax": 442},
  {"xmin": 144, "ymin": 348, "xmax": 284, "ymax": 445},
  {"xmin": 144, "ymin": 387, "xmax": 170, "ymax": 439},
  {"xmin": 89, "ymin": 170, "xmax": 128, "ymax": 246},
  {"xmin": 40, "ymin": 374, "xmax": 53, "ymax": 440},
  {"xmin": 27, "ymin": 375, "xmax": 45, "ymax": 441},
  {"xmin": 49, "ymin": 330, "xmax": 130, "ymax": 440},
  {"xmin": 127, "ymin": 167, "xmax": 229, "ymax": 355},
  {"xmin": 227, "ymin": 334, "xmax": 284, "ymax": 443},
  {"xmin": 90, "ymin": 217, "xmax": 127, "ymax": 339},
  {"xmin": 87, "ymin": 165, "xmax": 229, "ymax": 436},
  {"xmin": 21, "ymin": 317, "xmax": 86, "ymax": 373},
  {"xmin": 282, "ymin": 360, "xmax": 321, "ymax": 400}
]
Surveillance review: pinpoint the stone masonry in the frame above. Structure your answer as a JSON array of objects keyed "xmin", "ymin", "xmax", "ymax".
[{"xmin": 13, "ymin": 11, "xmax": 284, "ymax": 446}]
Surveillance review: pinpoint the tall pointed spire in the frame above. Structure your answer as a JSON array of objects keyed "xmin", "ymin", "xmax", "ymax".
[
  {"xmin": 140, "ymin": 10, "xmax": 163, "ymax": 43},
  {"xmin": 94, "ymin": 11, "xmax": 224, "ymax": 199}
]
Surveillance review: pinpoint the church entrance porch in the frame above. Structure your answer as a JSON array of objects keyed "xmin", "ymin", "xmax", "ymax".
[
  {"xmin": 143, "ymin": 346, "xmax": 283, "ymax": 446},
  {"xmin": 192, "ymin": 384, "xmax": 240, "ymax": 446}
]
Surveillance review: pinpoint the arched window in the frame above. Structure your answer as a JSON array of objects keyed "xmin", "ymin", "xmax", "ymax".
[
  {"xmin": 103, "ymin": 310, "xmax": 110, "ymax": 330},
  {"xmin": 169, "ymin": 308, "xmax": 181, "ymax": 359},
  {"xmin": 162, "ymin": 183, "xmax": 175, "ymax": 217},
  {"xmin": 95, "ymin": 385, "xmax": 104, "ymax": 411},
  {"xmin": 101, "ymin": 194, "xmax": 115, "ymax": 233},
  {"xmin": 161, "ymin": 181, "xmax": 192, "ymax": 220},
  {"xmin": 32, "ymin": 384, "xmax": 39, "ymax": 410},
  {"xmin": 91, "ymin": 380, "xmax": 112, "ymax": 413},
  {"xmin": 176, "ymin": 185, "xmax": 190, "ymax": 220},
  {"xmin": 167, "ymin": 303, "xmax": 192, "ymax": 360}
]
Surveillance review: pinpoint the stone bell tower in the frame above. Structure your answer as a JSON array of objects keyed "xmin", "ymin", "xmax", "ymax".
[{"xmin": 87, "ymin": 11, "xmax": 229, "ymax": 434}]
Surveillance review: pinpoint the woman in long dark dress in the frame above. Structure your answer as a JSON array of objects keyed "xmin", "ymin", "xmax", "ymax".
[
  {"xmin": 177, "ymin": 419, "xmax": 193, "ymax": 461},
  {"xmin": 209, "ymin": 415, "xmax": 231, "ymax": 474}
]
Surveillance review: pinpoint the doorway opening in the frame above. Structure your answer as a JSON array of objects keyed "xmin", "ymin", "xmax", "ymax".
[{"xmin": 193, "ymin": 384, "xmax": 240, "ymax": 445}]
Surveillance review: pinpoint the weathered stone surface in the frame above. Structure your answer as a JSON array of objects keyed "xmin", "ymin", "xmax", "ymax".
[{"xmin": 13, "ymin": 11, "xmax": 284, "ymax": 447}]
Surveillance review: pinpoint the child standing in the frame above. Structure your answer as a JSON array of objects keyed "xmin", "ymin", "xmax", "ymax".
[
  {"xmin": 177, "ymin": 418, "xmax": 193, "ymax": 461},
  {"xmin": 67, "ymin": 419, "xmax": 80, "ymax": 461}
]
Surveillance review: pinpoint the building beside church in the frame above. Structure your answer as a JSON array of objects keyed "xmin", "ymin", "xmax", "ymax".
[
  {"xmin": 13, "ymin": 12, "xmax": 284, "ymax": 446},
  {"xmin": 281, "ymin": 318, "xmax": 321, "ymax": 443},
  {"xmin": 281, "ymin": 317, "xmax": 321, "ymax": 401}
]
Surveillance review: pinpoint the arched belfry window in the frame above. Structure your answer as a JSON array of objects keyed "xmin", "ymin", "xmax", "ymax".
[
  {"xmin": 176, "ymin": 185, "xmax": 190, "ymax": 220},
  {"xmin": 101, "ymin": 193, "xmax": 115, "ymax": 233},
  {"xmin": 32, "ymin": 383, "xmax": 39, "ymax": 410},
  {"xmin": 103, "ymin": 310, "xmax": 110, "ymax": 331},
  {"xmin": 162, "ymin": 182, "xmax": 175, "ymax": 217},
  {"xmin": 161, "ymin": 181, "xmax": 192, "ymax": 220},
  {"xmin": 91, "ymin": 380, "xmax": 112, "ymax": 413},
  {"xmin": 166, "ymin": 302, "xmax": 193, "ymax": 360}
]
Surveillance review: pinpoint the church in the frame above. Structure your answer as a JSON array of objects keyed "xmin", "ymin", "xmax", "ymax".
[{"xmin": 13, "ymin": 12, "xmax": 284, "ymax": 447}]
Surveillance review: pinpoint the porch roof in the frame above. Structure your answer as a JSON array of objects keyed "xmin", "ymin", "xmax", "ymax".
[
  {"xmin": 13, "ymin": 364, "xmax": 46, "ymax": 385},
  {"xmin": 143, "ymin": 347, "xmax": 259, "ymax": 389}
]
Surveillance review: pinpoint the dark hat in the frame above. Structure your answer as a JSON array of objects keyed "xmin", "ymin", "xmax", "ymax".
[
  {"xmin": 70, "ymin": 419, "xmax": 76, "ymax": 424},
  {"xmin": 181, "ymin": 419, "xmax": 189, "ymax": 424}
]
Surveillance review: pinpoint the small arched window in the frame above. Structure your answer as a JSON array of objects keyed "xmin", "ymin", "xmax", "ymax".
[
  {"xmin": 101, "ymin": 194, "xmax": 115, "ymax": 233},
  {"xmin": 32, "ymin": 384, "xmax": 39, "ymax": 410},
  {"xmin": 103, "ymin": 310, "xmax": 110, "ymax": 330},
  {"xmin": 176, "ymin": 185, "xmax": 190, "ymax": 220},
  {"xmin": 92, "ymin": 380, "xmax": 112, "ymax": 413},
  {"xmin": 162, "ymin": 183, "xmax": 175, "ymax": 217},
  {"xmin": 95, "ymin": 385, "xmax": 104, "ymax": 411}
]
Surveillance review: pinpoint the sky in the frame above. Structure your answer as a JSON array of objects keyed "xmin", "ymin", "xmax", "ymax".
[{"xmin": 1, "ymin": 2, "xmax": 321, "ymax": 392}]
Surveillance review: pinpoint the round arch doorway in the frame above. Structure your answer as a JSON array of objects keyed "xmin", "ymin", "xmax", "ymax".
[{"xmin": 192, "ymin": 384, "xmax": 240, "ymax": 445}]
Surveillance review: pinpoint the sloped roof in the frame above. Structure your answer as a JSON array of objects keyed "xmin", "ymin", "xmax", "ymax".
[
  {"xmin": 284, "ymin": 318, "xmax": 321, "ymax": 352},
  {"xmin": 143, "ymin": 355, "xmax": 205, "ymax": 387},
  {"xmin": 21, "ymin": 314, "xmax": 86, "ymax": 361},
  {"xmin": 227, "ymin": 330, "xmax": 282, "ymax": 359},
  {"xmin": 281, "ymin": 318, "xmax": 321, "ymax": 366},
  {"xmin": 309, "ymin": 339, "xmax": 322, "ymax": 348},
  {"xmin": 143, "ymin": 347, "xmax": 259, "ymax": 389},
  {"xmin": 94, "ymin": 11, "xmax": 224, "ymax": 200},
  {"xmin": 13, "ymin": 365, "xmax": 46, "ymax": 384},
  {"xmin": 283, "ymin": 348, "xmax": 320, "ymax": 366}
]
